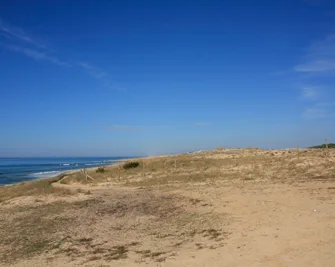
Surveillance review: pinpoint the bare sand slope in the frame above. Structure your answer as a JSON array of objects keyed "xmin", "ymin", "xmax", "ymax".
[{"xmin": 1, "ymin": 149, "xmax": 335, "ymax": 266}]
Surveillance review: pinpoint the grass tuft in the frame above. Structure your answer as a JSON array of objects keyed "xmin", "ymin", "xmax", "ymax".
[
  {"xmin": 0, "ymin": 175, "xmax": 73, "ymax": 203},
  {"xmin": 123, "ymin": 161, "xmax": 140, "ymax": 170},
  {"xmin": 96, "ymin": 166, "xmax": 105, "ymax": 173}
]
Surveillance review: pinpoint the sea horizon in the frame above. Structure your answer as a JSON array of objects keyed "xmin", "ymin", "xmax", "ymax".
[{"xmin": 0, "ymin": 156, "xmax": 134, "ymax": 185}]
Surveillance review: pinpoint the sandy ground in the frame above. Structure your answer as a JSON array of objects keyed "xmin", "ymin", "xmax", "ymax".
[{"xmin": 1, "ymin": 149, "xmax": 335, "ymax": 266}]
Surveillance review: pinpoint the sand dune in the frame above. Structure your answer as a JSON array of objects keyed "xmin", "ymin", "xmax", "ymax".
[{"xmin": 1, "ymin": 148, "xmax": 335, "ymax": 266}]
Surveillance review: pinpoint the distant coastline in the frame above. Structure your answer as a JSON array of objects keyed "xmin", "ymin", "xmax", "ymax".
[
  {"xmin": 0, "ymin": 157, "xmax": 134, "ymax": 185},
  {"xmin": 309, "ymin": 143, "xmax": 335, "ymax": 149}
]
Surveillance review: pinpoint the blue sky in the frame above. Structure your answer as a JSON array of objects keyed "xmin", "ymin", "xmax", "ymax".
[{"xmin": 0, "ymin": 0, "xmax": 335, "ymax": 156}]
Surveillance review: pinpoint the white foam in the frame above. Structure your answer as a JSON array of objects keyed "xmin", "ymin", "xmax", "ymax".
[
  {"xmin": 33, "ymin": 171, "xmax": 58, "ymax": 175},
  {"xmin": 30, "ymin": 170, "xmax": 66, "ymax": 178}
]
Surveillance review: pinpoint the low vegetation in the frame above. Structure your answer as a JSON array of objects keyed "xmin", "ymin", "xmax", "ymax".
[
  {"xmin": 123, "ymin": 161, "xmax": 140, "ymax": 170},
  {"xmin": 310, "ymin": 143, "xmax": 335, "ymax": 149},
  {"xmin": 1, "ymin": 149, "xmax": 335, "ymax": 266},
  {"xmin": 0, "ymin": 175, "xmax": 73, "ymax": 203},
  {"xmin": 0, "ymin": 202, "xmax": 72, "ymax": 263},
  {"xmin": 96, "ymin": 166, "xmax": 105, "ymax": 173}
]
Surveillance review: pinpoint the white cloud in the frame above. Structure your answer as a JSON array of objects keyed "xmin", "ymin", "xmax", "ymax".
[
  {"xmin": 302, "ymin": 0, "xmax": 329, "ymax": 6},
  {"xmin": 303, "ymin": 108, "xmax": 329, "ymax": 119},
  {"xmin": 294, "ymin": 35, "xmax": 335, "ymax": 73},
  {"xmin": 93, "ymin": 121, "xmax": 214, "ymax": 132},
  {"xmin": 6, "ymin": 45, "xmax": 69, "ymax": 66},
  {"xmin": 106, "ymin": 125, "xmax": 144, "ymax": 131},
  {"xmin": 194, "ymin": 122, "xmax": 212, "ymax": 126},
  {"xmin": 77, "ymin": 62, "xmax": 126, "ymax": 91},
  {"xmin": 92, "ymin": 122, "xmax": 144, "ymax": 131},
  {"xmin": 0, "ymin": 19, "xmax": 47, "ymax": 50},
  {"xmin": 77, "ymin": 62, "xmax": 107, "ymax": 79},
  {"xmin": 291, "ymin": 32, "xmax": 335, "ymax": 120},
  {"xmin": 315, "ymin": 102, "xmax": 335, "ymax": 107},
  {"xmin": 300, "ymin": 87, "xmax": 319, "ymax": 100},
  {"xmin": 303, "ymin": 101, "xmax": 335, "ymax": 119},
  {"xmin": 1, "ymin": 18, "xmax": 122, "ymax": 91},
  {"xmin": 295, "ymin": 60, "xmax": 335, "ymax": 72},
  {"xmin": 6, "ymin": 45, "xmax": 68, "ymax": 66}
]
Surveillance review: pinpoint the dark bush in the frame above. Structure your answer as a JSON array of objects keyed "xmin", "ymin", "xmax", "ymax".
[
  {"xmin": 123, "ymin": 161, "xmax": 140, "ymax": 170},
  {"xmin": 96, "ymin": 166, "xmax": 105, "ymax": 173}
]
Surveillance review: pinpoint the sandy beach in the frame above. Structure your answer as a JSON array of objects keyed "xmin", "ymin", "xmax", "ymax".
[{"xmin": 1, "ymin": 148, "xmax": 335, "ymax": 267}]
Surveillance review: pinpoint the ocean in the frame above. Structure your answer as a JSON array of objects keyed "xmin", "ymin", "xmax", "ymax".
[{"xmin": 0, "ymin": 157, "xmax": 129, "ymax": 185}]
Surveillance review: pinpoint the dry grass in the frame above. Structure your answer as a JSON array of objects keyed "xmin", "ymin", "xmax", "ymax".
[
  {"xmin": 0, "ymin": 201, "xmax": 72, "ymax": 263},
  {"xmin": 0, "ymin": 187, "xmax": 227, "ymax": 265},
  {"xmin": 0, "ymin": 175, "xmax": 73, "ymax": 203},
  {"xmin": 1, "ymin": 148, "xmax": 335, "ymax": 266},
  {"xmin": 55, "ymin": 149, "xmax": 335, "ymax": 187},
  {"xmin": 96, "ymin": 166, "xmax": 105, "ymax": 173},
  {"xmin": 123, "ymin": 161, "xmax": 140, "ymax": 170}
]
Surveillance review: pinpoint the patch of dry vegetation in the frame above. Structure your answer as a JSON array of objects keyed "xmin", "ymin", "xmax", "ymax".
[
  {"xmin": 123, "ymin": 161, "xmax": 140, "ymax": 169},
  {"xmin": 55, "ymin": 149, "xmax": 335, "ymax": 187},
  {"xmin": 0, "ymin": 201, "xmax": 72, "ymax": 263},
  {"xmin": 0, "ymin": 187, "xmax": 228, "ymax": 265},
  {"xmin": 1, "ymin": 148, "xmax": 335, "ymax": 266},
  {"xmin": 0, "ymin": 175, "xmax": 73, "ymax": 203}
]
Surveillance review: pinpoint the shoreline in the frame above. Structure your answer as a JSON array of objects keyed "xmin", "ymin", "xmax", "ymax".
[
  {"xmin": 0, "ymin": 158, "xmax": 136, "ymax": 187},
  {"xmin": 1, "ymin": 154, "xmax": 174, "ymax": 187},
  {"xmin": 1, "ymin": 148, "xmax": 335, "ymax": 267}
]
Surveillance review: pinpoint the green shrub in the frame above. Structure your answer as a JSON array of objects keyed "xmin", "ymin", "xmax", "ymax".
[
  {"xmin": 310, "ymin": 143, "xmax": 335, "ymax": 149},
  {"xmin": 123, "ymin": 161, "xmax": 140, "ymax": 170},
  {"xmin": 96, "ymin": 166, "xmax": 105, "ymax": 173}
]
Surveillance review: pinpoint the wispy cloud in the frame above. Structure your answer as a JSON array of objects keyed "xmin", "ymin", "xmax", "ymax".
[
  {"xmin": 93, "ymin": 121, "xmax": 213, "ymax": 131},
  {"xmin": 194, "ymin": 122, "xmax": 212, "ymax": 126},
  {"xmin": 1, "ymin": 18, "xmax": 122, "ymax": 90},
  {"xmin": 302, "ymin": 0, "xmax": 332, "ymax": 7},
  {"xmin": 299, "ymin": 86, "xmax": 335, "ymax": 118},
  {"xmin": 0, "ymin": 19, "xmax": 47, "ymax": 50},
  {"xmin": 288, "ymin": 29, "xmax": 335, "ymax": 119},
  {"xmin": 295, "ymin": 61, "xmax": 335, "ymax": 72},
  {"xmin": 294, "ymin": 35, "xmax": 335, "ymax": 73},
  {"xmin": 106, "ymin": 125, "xmax": 145, "ymax": 131},
  {"xmin": 92, "ymin": 122, "xmax": 144, "ymax": 131},
  {"xmin": 77, "ymin": 62, "xmax": 107, "ymax": 79},
  {"xmin": 303, "ymin": 108, "xmax": 331, "ymax": 119},
  {"xmin": 300, "ymin": 87, "xmax": 319, "ymax": 100},
  {"xmin": 303, "ymin": 100, "xmax": 335, "ymax": 119},
  {"xmin": 315, "ymin": 102, "xmax": 335, "ymax": 107},
  {"xmin": 6, "ymin": 45, "xmax": 69, "ymax": 66},
  {"xmin": 77, "ymin": 61, "xmax": 125, "ymax": 91}
]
